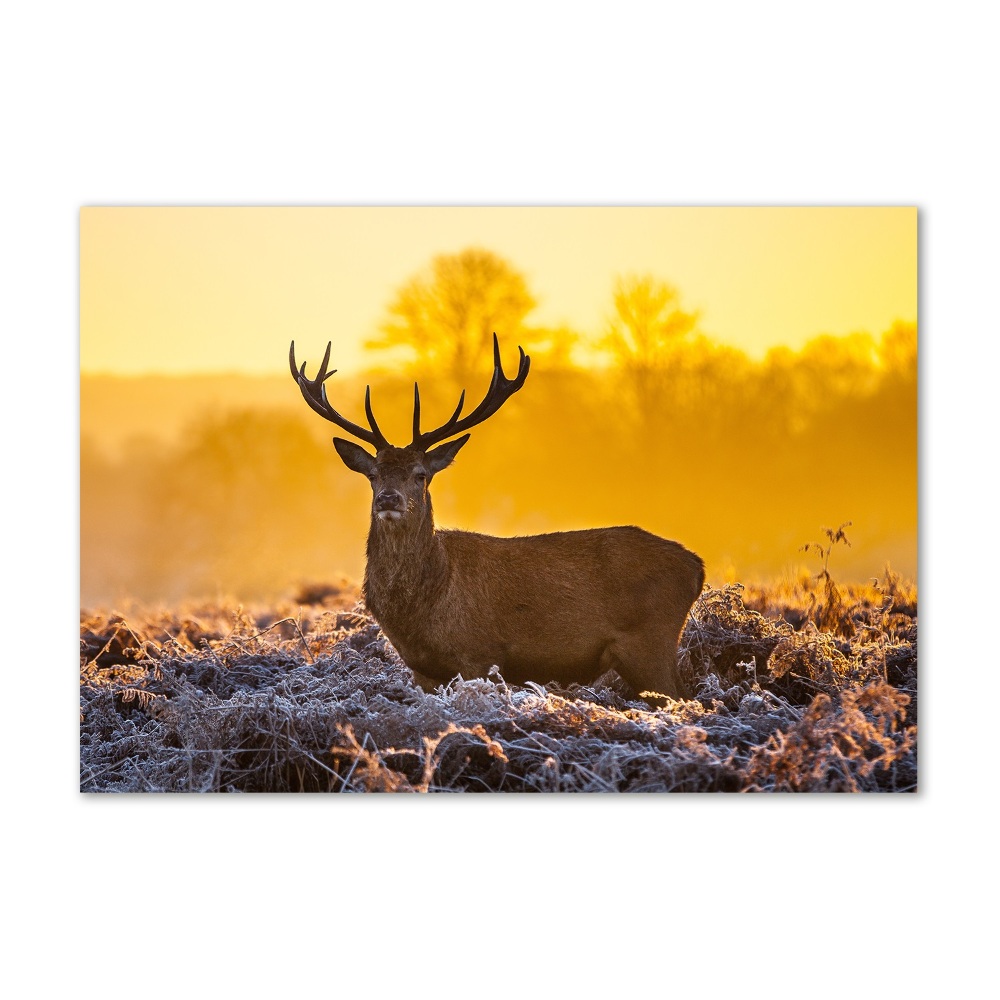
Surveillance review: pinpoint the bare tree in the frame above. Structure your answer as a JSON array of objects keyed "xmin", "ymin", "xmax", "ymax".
[
  {"xmin": 601, "ymin": 274, "xmax": 701, "ymax": 420},
  {"xmin": 367, "ymin": 248, "xmax": 537, "ymax": 384}
]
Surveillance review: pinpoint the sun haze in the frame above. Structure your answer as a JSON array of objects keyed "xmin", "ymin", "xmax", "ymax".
[
  {"xmin": 80, "ymin": 207, "xmax": 917, "ymax": 602},
  {"xmin": 80, "ymin": 206, "xmax": 916, "ymax": 375}
]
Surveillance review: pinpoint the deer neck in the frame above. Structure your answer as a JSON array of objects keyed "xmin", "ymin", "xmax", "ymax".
[{"xmin": 363, "ymin": 496, "xmax": 448, "ymax": 616}]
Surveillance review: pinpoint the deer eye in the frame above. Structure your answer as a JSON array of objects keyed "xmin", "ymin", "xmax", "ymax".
[{"xmin": 414, "ymin": 471, "xmax": 427, "ymax": 484}]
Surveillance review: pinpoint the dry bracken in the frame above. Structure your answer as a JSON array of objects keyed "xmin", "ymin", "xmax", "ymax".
[{"xmin": 80, "ymin": 578, "xmax": 916, "ymax": 793}]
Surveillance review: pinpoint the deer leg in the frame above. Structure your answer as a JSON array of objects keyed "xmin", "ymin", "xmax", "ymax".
[
  {"xmin": 408, "ymin": 669, "xmax": 443, "ymax": 694},
  {"xmin": 606, "ymin": 636, "xmax": 688, "ymax": 709}
]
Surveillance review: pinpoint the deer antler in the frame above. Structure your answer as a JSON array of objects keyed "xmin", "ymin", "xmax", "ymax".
[
  {"xmin": 411, "ymin": 333, "xmax": 530, "ymax": 450},
  {"xmin": 289, "ymin": 341, "xmax": 390, "ymax": 450}
]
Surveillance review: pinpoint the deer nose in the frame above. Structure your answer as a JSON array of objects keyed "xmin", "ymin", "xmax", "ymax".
[{"xmin": 374, "ymin": 489, "xmax": 405, "ymax": 512}]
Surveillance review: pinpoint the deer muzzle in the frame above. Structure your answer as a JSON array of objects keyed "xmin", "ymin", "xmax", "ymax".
[{"xmin": 374, "ymin": 490, "xmax": 406, "ymax": 520}]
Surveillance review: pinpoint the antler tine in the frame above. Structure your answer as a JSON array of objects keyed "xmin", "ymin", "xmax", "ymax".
[
  {"xmin": 411, "ymin": 334, "xmax": 530, "ymax": 450},
  {"xmin": 412, "ymin": 381, "xmax": 466, "ymax": 445},
  {"xmin": 448, "ymin": 389, "xmax": 467, "ymax": 425},
  {"xmin": 317, "ymin": 340, "xmax": 333, "ymax": 381},
  {"xmin": 412, "ymin": 382, "xmax": 421, "ymax": 443},
  {"xmin": 289, "ymin": 340, "xmax": 389, "ymax": 449},
  {"xmin": 363, "ymin": 386, "xmax": 390, "ymax": 449}
]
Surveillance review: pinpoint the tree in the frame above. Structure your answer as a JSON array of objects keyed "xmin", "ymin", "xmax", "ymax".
[
  {"xmin": 878, "ymin": 320, "xmax": 917, "ymax": 382},
  {"xmin": 367, "ymin": 247, "xmax": 538, "ymax": 385},
  {"xmin": 600, "ymin": 274, "xmax": 701, "ymax": 420}
]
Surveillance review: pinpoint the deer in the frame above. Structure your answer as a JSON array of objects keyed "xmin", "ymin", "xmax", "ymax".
[{"xmin": 289, "ymin": 334, "xmax": 705, "ymax": 707}]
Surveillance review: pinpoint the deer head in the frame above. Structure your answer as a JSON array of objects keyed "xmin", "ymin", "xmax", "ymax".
[{"xmin": 289, "ymin": 334, "xmax": 530, "ymax": 527}]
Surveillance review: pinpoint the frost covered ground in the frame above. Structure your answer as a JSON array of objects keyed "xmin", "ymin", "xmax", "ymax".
[{"xmin": 80, "ymin": 577, "xmax": 916, "ymax": 793}]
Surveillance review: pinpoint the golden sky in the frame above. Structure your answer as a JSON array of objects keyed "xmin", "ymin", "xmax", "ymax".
[{"xmin": 80, "ymin": 206, "xmax": 916, "ymax": 375}]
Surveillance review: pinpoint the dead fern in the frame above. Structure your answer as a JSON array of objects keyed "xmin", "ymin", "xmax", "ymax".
[
  {"xmin": 744, "ymin": 678, "xmax": 916, "ymax": 792},
  {"xmin": 80, "ymin": 579, "xmax": 917, "ymax": 793},
  {"xmin": 801, "ymin": 521, "xmax": 854, "ymax": 636}
]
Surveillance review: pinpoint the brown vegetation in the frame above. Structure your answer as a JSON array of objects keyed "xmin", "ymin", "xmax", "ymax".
[{"xmin": 80, "ymin": 568, "xmax": 916, "ymax": 793}]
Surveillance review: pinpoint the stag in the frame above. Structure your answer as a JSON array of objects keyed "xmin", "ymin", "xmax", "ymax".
[{"xmin": 289, "ymin": 335, "xmax": 704, "ymax": 705}]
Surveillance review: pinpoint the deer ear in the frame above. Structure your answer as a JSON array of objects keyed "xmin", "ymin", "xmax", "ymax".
[
  {"xmin": 333, "ymin": 438, "xmax": 376, "ymax": 476},
  {"xmin": 425, "ymin": 434, "xmax": 470, "ymax": 475}
]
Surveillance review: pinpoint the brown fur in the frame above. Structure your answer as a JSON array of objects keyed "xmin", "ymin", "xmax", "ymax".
[
  {"xmin": 342, "ymin": 445, "xmax": 704, "ymax": 704},
  {"xmin": 291, "ymin": 339, "xmax": 704, "ymax": 705}
]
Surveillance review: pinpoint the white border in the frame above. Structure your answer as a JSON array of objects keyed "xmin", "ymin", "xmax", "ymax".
[{"xmin": 3, "ymin": 2, "xmax": 994, "ymax": 994}]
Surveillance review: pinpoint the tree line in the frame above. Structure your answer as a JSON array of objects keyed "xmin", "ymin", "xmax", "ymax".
[{"xmin": 81, "ymin": 248, "xmax": 917, "ymax": 605}]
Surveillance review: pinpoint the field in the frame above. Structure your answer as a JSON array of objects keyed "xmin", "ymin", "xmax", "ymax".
[{"xmin": 80, "ymin": 562, "xmax": 917, "ymax": 793}]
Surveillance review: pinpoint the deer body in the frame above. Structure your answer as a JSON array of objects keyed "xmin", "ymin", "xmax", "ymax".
[
  {"xmin": 290, "ymin": 335, "xmax": 704, "ymax": 704},
  {"xmin": 366, "ymin": 520, "xmax": 703, "ymax": 696}
]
